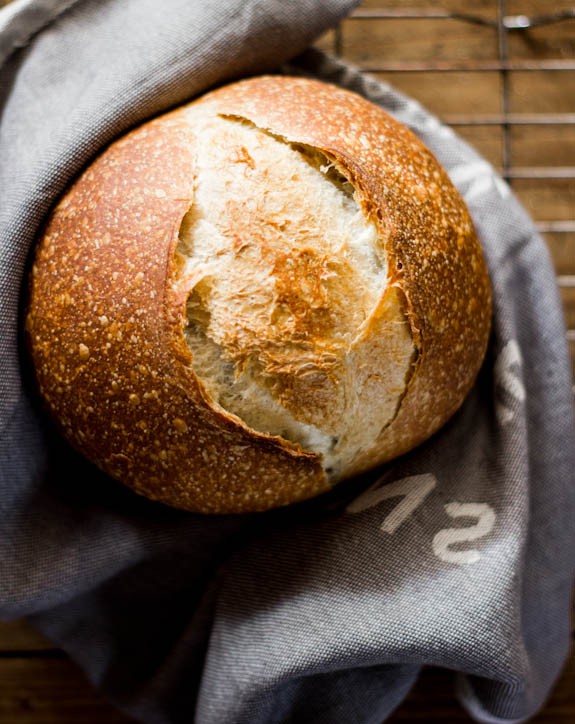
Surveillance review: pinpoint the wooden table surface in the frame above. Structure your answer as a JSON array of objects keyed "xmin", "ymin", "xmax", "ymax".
[{"xmin": 1, "ymin": 0, "xmax": 574, "ymax": 721}]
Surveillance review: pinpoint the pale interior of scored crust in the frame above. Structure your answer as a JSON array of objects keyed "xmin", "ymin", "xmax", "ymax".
[{"xmin": 175, "ymin": 110, "xmax": 415, "ymax": 479}]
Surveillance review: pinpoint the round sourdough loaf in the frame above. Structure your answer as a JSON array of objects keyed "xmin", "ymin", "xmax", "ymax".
[{"xmin": 26, "ymin": 76, "xmax": 492, "ymax": 514}]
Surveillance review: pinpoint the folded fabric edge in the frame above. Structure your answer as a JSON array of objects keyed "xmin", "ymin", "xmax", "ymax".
[
  {"xmin": 456, "ymin": 673, "xmax": 538, "ymax": 724},
  {"xmin": 0, "ymin": 0, "xmax": 82, "ymax": 65}
]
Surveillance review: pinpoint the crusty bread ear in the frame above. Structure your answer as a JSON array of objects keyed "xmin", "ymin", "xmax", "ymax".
[
  {"xmin": 26, "ymin": 76, "xmax": 491, "ymax": 514},
  {"xmin": 176, "ymin": 112, "xmax": 415, "ymax": 480}
]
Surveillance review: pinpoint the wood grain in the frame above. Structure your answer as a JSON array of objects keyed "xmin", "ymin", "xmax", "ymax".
[
  {"xmin": 508, "ymin": 14, "xmax": 575, "ymax": 60},
  {"xmin": 542, "ymin": 232, "xmax": 575, "ymax": 276},
  {"xmin": 560, "ymin": 284, "xmax": 575, "ymax": 330},
  {"xmin": 509, "ymin": 71, "xmax": 575, "ymax": 113},
  {"xmin": 0, "ymin": 621, "xmax": 53, "ymax": 652},
  {"xmin": 511, "ymin": 125, "xmax": 575, "ymax": 167},
  {"xmin": 341, "ymin": 18, "xmax": 498, "ymax": 67},
  {"xmin": 0, "ymin": 658, "xmax": 135, "ymax": 723},
  {"xmin": 357, "ymin": 0, "xmax": 497, "ymax": 19},
  {"xmin": 512, "ymin": 178, "xmax": 575, "ymax": 221},
  {"xmin": 313, "ymin": 28, "xmax": 337, "ymax": 55},
  {"xmin": 372, "ymin": 72, "xmax": 502, "ymax": 116},
  {"xmin": 508, "ymin": 0, "xmax": 575, "ymax": 10}
]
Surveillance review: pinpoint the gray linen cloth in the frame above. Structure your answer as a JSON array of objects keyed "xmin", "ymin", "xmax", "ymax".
[{"xmin": 1, "ymin": 1, "xmax": 574, "ymax": 722}]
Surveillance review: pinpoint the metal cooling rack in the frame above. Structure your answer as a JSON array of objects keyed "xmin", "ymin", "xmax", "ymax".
[{"xmin": 324, "ymin": 0, "xmax": 575, "ymax": 375}]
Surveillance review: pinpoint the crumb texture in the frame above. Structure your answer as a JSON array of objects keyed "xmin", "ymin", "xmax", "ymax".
[{"xmin": 176, "ymin": 113, "xmax": 415, "ymax": 477}]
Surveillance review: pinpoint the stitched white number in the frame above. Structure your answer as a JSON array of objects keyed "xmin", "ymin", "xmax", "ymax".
[
  {"xmin": 432, "ymin": 503, "xmax": 496, "ymax": 565},
  {"xmin": 346, "ymin": 474, "xmax": 437, "ymax": 533},
  {"xmin": 494, "ymin": 339, "xmax": 526, "ymax": 425},
  {"xmin": 347, "ymin": 476, "xmax": 497, "ymax": 565}
]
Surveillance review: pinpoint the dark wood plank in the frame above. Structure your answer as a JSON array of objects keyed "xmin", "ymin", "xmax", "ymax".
[
  {"xmin": 0, "ymin": 621, "xmax": 54, "ymax": 652},
  {"xmin": 372, "ymin": 71, "xmax": 502, "ymax": 116},
  {"xmin": 340, "ymin": 18, "xmax": 499, "ymax": 68},
  {"xmin": 511, "ymin": 125, "xmax": 575, "ymax": 168},
  {"xmin": 509, "ymin": 71, "xmax": 575, "ymax": 113},
  {"xmin": 358, "ymin": 0, "xmax": 497, "ymax": 18},
  {"xmin": 507, "ymin": 0, "xmax": 575, "ymax": 61},
  {"xmin": 508, "ymin": 0, "xmax": 575, "ymax": 11},
  {"xmin": 542, "ymin": 232, "xmax": 575, "ymax": 276},
  {"xmin": 512, "ymin": 177, "xmax": 575, "ymax": 221},
  {"xmin": 0, "ymin": 659, "xmax": 135, "ymax": 723},
  {"xmin": 313, "ymin": 29, "xmax": 337, "ymax": 56},
  {"xmin": 508, "ymin": 21, "xmax": 575, "ymax": 63},
  {"xmin": 560, "ymin": 283, "xmax": 575, "ymax": 329},
  {"xmin": 569, "ymin": 337, "xmax": 575, "ymax": 375}
]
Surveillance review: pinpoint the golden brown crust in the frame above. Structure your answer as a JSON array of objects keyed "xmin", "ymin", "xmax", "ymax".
[
  {"xmin": 193, "ymin": 76, "xmax": 491, "ymax": 476},
  {"xmin": 26, "ymin": 112, "xmax": 328, "ymax": 514},
  {"xmin": 26, "ymin": 76, "xmax": 491, "ymax": 513}
]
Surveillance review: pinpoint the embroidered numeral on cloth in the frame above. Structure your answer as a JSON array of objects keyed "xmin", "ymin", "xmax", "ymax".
[
  {"xmin": 347, "ymin": 474, "xmax": 497, "ymax": 565},
  {"xmin": 346, "ymin": 474, "xmax": 437, "ymax": 533},
  {"xmin": 432, "ymin": 503, "xmax": 497, "ymax": 565}
]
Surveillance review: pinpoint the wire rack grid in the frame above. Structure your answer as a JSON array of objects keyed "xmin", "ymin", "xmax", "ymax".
[{"xmin": 316, "ymin": 0, "xmax": 575, "ymax": 379}]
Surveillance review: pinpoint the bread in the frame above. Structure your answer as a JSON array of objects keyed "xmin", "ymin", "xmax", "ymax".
[{"xmin": 26, "ymin": 76, "xmax": 492, "ymax": 514}]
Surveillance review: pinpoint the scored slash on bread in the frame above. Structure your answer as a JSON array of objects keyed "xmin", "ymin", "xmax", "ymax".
[{"xmin": 26, "ymin": 76, "xmax": 491, "ymax": 514}]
